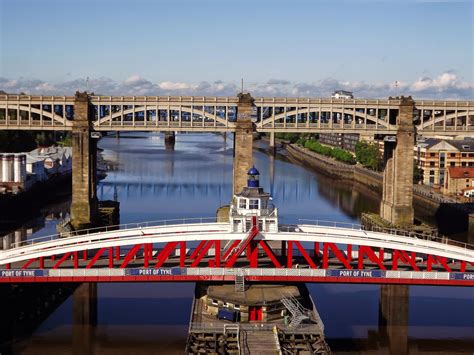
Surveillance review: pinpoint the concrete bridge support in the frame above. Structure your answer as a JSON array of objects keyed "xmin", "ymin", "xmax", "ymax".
[
  {"xmin": 73, "ymin": 283, "xmax": 97, "ymax": 355},
  {"xmin": 268, "ymin": 132, "xmax": 276, "ymax": 154},
  {"xmin": 380, "ymin": 97, "xmax": 415, "ymax": 227},
  {"xmin": 71, "ymin": 92, "xmax": 98, "ymax": 230},
  {"xmin": 378, "ymin": 284, "xmax": 409, "ymax": 355},
  {"xmin": 233, "ymin": 93, "xmax": 254, "ymax": 195},
  {"xmin": 165, "ymin": 131, "xmax": 176, "ymax": 150}
]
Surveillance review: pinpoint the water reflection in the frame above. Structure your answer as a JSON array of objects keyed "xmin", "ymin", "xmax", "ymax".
[{"xmin": 4, "ymin": 132, "xmax": 473, "ymax": 354}]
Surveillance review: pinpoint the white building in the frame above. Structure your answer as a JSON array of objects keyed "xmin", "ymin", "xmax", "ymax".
[
  {"xmin": 331, "ymin": 90, "xmax": 354, "ymax": 99},
  {"xmin": 229, "ymin": 167, "xmax": 278, "ymax": 233}
]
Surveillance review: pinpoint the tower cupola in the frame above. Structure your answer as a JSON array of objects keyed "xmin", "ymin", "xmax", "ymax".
[{"xmin": 247, "ymin": 166, "xmax": 260, "ymax": 188}]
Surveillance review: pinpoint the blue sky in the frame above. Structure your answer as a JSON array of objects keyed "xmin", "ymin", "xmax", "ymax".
[{"xmin": 0, "ymin": 0, "xmax": 473, "ymax": 98}]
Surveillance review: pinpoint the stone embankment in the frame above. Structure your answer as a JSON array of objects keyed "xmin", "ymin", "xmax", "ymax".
[{"xmin": 284, "ymin": 143, "xmax": 474, "ymax": 237}]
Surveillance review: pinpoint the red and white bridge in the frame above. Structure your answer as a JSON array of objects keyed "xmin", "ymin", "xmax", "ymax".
[{"xmin": 1, "ymin": 218, "xmax": 473, "ymax": 286}]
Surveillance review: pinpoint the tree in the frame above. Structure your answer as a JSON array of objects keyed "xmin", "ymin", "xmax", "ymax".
[{"xmin": 355, "ymin": 140, "xmax": 382, "ymax": 171}]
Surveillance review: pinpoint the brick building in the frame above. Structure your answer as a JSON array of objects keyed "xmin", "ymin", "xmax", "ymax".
[
  {"xmin": 443, "ymin": 167, "xmax": 474, "ymax": 195},
  {"xmin": 414, "ymin": 138, "xmax": 474, "ymax": 188},
  {"xmin": 319, "ymin": 133, "xmax": 360, "ymax": 152}
]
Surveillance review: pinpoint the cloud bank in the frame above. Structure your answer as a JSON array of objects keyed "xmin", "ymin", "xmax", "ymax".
[{"xmin": 1, "ymin": 72, "xmax": 472, "ymax": 100}]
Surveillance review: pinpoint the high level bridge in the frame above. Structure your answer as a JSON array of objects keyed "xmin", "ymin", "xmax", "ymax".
[
  {"xmin": 0, "ymin": 218, "xmax": 473, "ymax": 286},
  {"xmin": 1, "ymin": 93, "xmax": 473, "ymax": 135}
]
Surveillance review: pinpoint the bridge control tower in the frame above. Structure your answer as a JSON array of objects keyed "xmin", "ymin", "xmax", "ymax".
[{"xmin": 229, "ymin": 167, "xmax": 278, "ymax": 233}]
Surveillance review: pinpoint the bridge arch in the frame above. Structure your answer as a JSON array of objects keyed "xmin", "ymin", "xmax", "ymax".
[
  {"xmin": 256, "ymin": 107, "xmax": 392, "ymax": 129},
  {"xmin": 94, "ymin": 105, "xmax": 234, "ymax": 128},
  {"xmin": 2, "ymin": 104, "xmax": 71, "ymax": 127}
]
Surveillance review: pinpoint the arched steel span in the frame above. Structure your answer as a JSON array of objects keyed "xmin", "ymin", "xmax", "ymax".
[
  {"xmin": 1, "ymin": 94, "xmax": 473, "ymax": 135},
  {"xmin": 1, "ymin": 220, "xmax": 473, "ymax": 285}
]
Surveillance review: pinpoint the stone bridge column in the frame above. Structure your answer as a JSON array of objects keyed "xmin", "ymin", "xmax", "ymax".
[
  {"xmin": 380, "ymin": 97, "xmax": 415, "ymax": 226},
  {"xmin": 71, "ymin": 92, "xmax": 98, "ymax": 229},
  {"xmin": 233, "ymin": 93, "xmax": 254, "ymax": 195}
]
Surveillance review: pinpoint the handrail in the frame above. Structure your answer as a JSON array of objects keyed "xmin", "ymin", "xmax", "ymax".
[
  {"xmin": 7, "ymin": 217, "xmax": 218, "ymax": 248},
  {"xmin": 293, "ymin": 219, "xmax": 474, "ymax": 251}
]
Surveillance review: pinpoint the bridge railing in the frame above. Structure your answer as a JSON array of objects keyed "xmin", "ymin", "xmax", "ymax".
[
  {"xmin": 189, "ymin": 322, "xmax": 322, "ymax": 335},
  {"xmin": 8, "ymin": 217, "xmax": 219, "ymax": 249},
  {"xmin": 293, "ymin": 219, "xmax": 474, "ymax": 252}
]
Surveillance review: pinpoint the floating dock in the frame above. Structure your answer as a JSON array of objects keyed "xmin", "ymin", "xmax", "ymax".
[{"xmin": 186, "ymin": 282, "xmax": 330, "ymax": 354}]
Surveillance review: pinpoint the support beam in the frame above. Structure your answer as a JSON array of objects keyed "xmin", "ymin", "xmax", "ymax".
[
  {"xmin": 233, "ymin": 93, "xmax": 254, "ymax": 195},
  {"xmin": 380, "ymin": 97, "xmax": 415, "ymax": 226},
  {"xmin": 71, "ymin": 92, "xmax": 98, "ymax": 229}
]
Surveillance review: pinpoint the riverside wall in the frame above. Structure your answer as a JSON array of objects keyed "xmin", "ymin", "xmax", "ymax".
[{"xmin": 284, "ymin": 143, "xmax": 473, "ymax": 237}]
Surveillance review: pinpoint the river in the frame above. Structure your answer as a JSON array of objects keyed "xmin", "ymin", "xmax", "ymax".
[{"xmin": 4, "ymin": 132, "xmax": 474, "ymax": 354}]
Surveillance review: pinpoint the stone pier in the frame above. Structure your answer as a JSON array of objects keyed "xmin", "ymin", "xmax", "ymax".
[
  {"xmin": 165, "ymin": 131, "xmax": 176, "ymax": 150},
  {"xmin": 380, "ymin": 97, "xmax": 415, "ymax": 226},
  {"xmin": 268, "ymin": 132, "xmax": 276, "ymax": 154},
  {"xmin": 71, "ymin": 92, "xmax": 98, "ymax": 229},
  {"xmin": 233, "ymin": 93, "xmax": 254, "ymax": 195},
  {"xmin": 378, "ymin": 285, "xmax": 409, "ymax": 355}
]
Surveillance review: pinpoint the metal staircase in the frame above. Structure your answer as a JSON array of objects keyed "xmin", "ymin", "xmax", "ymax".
[
  {"xmin": 235, "ymin": 268, "xmax": 246, "ymax": 292},
  {"xmin": 281, "ymin": 294, "xmax": 310, "ymax": 328},
  {"xmin": 224, "ymin": 216, "xmax": 259, "ymax": 266}
]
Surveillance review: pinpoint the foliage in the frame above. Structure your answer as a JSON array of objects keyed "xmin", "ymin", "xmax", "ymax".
[
  {"xmin": 413, "ymin": 164, "xmax": 423, "ymax": 184},
  {"xmin": 354, "ymin": 140, "xmax": 382, "ymax": 171},
  {"xmin": 302, "ymin": 139, "xmax": 356, "ymax": 164},
  {"xmin": 275, "ymin": 133, "xmax": 301, "ymax": 143},
  {"xmin": 0, "ymin": 131, "xmax": 37, "ymax": 152},
  {"xmin": 0, "ymin": 131, "xmax": 71, "ymax": 153}
]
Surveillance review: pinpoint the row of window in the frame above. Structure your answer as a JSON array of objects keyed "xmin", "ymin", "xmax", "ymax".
[
  {"xmin": 421, "ymin": 161, "xmax": 474, "ymax": 167},
  {"xmin": 422, "ymin": 152, "xmax": 474, "ymax": 158}
]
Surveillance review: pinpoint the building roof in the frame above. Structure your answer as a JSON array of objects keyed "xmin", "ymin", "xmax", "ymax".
[
  {"xmin": 237, "ymin": 186, "xmax": 270, "ymax": 198},
  {"xmin": 417, "ymin": 138, "xmax": 474, "ymax": 152},
  {"xmin": 207, "ymin": 284, "xmax": 300, "ymax": 306},
  {"xmin": 30, "ymin": 146, "xmax": 72, "ymax": 161},
  {"xmin": 448, "ymin": 167, "xmax": 474, "ymax": 179}
]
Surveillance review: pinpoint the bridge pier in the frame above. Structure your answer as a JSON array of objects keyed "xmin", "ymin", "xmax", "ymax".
[
  {"xmin": 233, "ymin": 93, "xmax": 254, "ymax": 195},
  {"xmin": 268, "ymin": 132, "xmax": 276, "ymax": 155},
  {"xmin": 165, "ymin": 131, "xmax": 176, "ymax": 150},
  {"xmin": 378, "ymin": 284, "xmax": 409, "ymax": 355},
  {"xmin": 73, "ymin": 283, "xmax": 97, "ymax": 355},
  {"xmin": 380, "ymin": 97, "xmax": 415, "ymax": 227},
  {"xmin": 71, "ymin": 92, "xmax": 99, "ymax": 230}
]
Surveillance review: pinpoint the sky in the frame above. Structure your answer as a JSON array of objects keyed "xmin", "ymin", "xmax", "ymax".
[{"xmin": 0, "ymin": 0, "xmax": 473, "ymax": 99}]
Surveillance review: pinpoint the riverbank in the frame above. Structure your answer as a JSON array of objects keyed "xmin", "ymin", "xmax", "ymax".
[{"xmin": 283, "ymin": 142, "xmax": 473, "ymax": 238}]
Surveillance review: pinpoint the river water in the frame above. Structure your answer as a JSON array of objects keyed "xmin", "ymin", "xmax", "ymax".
[{"xmin": 5, "ymin": 132, "xmax": 474, "ymax": 354}]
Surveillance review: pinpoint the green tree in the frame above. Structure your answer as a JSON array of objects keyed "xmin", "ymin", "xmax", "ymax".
[{"xmin": 355, "ymin": 140, "xmax": 382, "ymax": 171}]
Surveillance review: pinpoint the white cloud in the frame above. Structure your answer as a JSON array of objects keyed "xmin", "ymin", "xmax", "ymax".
[{"xmin": 0, "ymin": 72, "xmax": 472, "ymax": 100}]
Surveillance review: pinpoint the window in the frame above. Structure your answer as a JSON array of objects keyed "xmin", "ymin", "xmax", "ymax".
[
  {"xmin": 462, "ymin": 153, "xmax": 467, "ymax": 158},
  {"xmin": 430, "ymin": 162, "xmax": 435, "ymax": 167},
  {"xmin": 430, "ymin": 170, "xmax": 435, "ymax": 175},
  {"xmin": 239, "ymin": 198, "xmax": 246, "ymax": 209},
  {"xmin": 430, "ymin": 152, "xmax": 435, "ymax": 157},
  {"xmin": 450, "ymin": 162, "xmax": 455, "ymax": 167},
  {"xmin": 450, "ymin": 153, "xmax": 456, "ymax": 157},
  {"xmin": 470, "ymin": 153, "xmax": 474, "ymax": 158},
  {"xmin": 234, "ymin": 304, "xmax": 240, "ymax": 310},
  {"xmin": 470, "ymin": 162, "xmax": 474, "ymax": 167},
  {"xmin": 249, "ymin": 199, "xmax": 259, "ymax": 209},
  {"xmin": 223, "ymin": 302, "xmax": 229, "ymax": 308},
  {"xmin": 462, "ymin": 162, "xmax": 467, "ymax": 167},
  {"xmin": 211, "ymin": 299, "xmax": 218, "ymax": 306}
]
